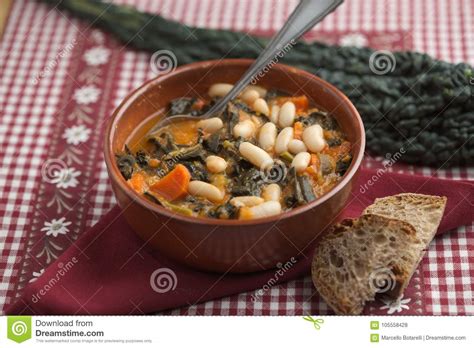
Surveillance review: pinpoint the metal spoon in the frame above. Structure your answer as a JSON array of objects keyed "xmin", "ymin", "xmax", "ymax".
[{"xmin": 148, "ymin": 0, "xmax": 343, "ymax": 135}]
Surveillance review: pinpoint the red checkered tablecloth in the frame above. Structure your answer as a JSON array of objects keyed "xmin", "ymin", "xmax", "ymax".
[{"xmin": 0, "ymin": 0, "xmax": 473, "ymax": 315}]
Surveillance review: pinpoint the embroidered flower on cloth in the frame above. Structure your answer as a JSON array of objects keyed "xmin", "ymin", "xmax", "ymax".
[
  {"xmin": 62, "ymin": 124, "xmax": 91, "ymax": 145},
  {"xmin": 41, "ymin": 217, "xmax": 72, "ymax": 237},
  {"xmin": 339, "ymin": 33, "xmax": 368, "ymax": 47},
  {"xmin": 50, "ymin": 167, "xmax": 81, "ymax": 188},
  {"xmin": 83, "ymin": 46, "xmax": 110, "ymax": 66},
  {"xmin": 380, "ymin": 296, "xmax": 411, "ymax": 314},
  {"xmin": 90, "ymin": 30, "xmax": 106, "ymax": 44},
  {"xmin": 73, "ymin": 85, "xmax": 101, "ymax": 105},
  {"xmin": 29, "ymin": 269, "xmax": 45, "ymax": 283}
]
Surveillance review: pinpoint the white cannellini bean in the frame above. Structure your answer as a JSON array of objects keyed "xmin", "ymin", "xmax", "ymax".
[
  {"xmin": 274, "ymin": 127, "xmax": 294, "ymax": 154},
  {"xmin": 206, "ymin": 155, "xmax": 227, "ymax": 173},
  {"xmin": 258, "ymin": 122, "xmax": 277, "ymax": 151},
  {"xmin": 252, "ymin": 98, "xmax": 270, "ymax": 116},
  {"xmin": 239, "ymin": 201, "xmax": 282, "ymax": 220},
  {"xmin": 302, "ymin": 124, "xmax": 326, "ymax": 152},
  {"xmin": 246, "ymin": 85, "xmax": 267, "ymax": 98},
  {"xmin": 196, "ymin": 117, "xmax": 223, "ymax": 134},
  {"xmin": 208, "ymin": 83, "xmax": 233, "ymax": 98},
  {"xmin": 261, "ymin": 184, "xmax": 281, "ymax": 202},
  {"xmin": 269, "ymin": 104, "xmax": 280, "ymax": 124},
  {"xmin": 291, "ymin": 152, "xmax": 311, "ymax": 173},
  {"xmin": 239, "ymin": 142, "xmax": 274, "ymax": 169},
  {"xmin": 250, "ymin": 115, "xmax": 264, "ymax": 129},
  {"xmin": 288, "ymin": 139, "xmax": 307, "ymax": 154},
  {"xmin": 233, "ymin": 120, "xmax": 255, "ymax": 139},
  {"xmin": 278, "ymin": 101, "xmax": 296, "ymax": 127},
  {"xmin": 240, "ymin": 89, "xmax": 260, "ymax": 104},
  {"xmin": 188, "ymin": 181, "xmax": 224, "ymax": 202},
  {"xmin": 230, "ymin": 196, "xmax": 264, "ymax": 208}
]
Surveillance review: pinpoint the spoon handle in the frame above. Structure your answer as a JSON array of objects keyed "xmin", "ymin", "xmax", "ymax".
[{"xmin": 205, "ymin": 0, "xmax": 344, "ymax": 116}]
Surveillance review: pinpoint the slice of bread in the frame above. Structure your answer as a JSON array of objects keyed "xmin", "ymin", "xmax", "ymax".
[
  {"xmin": 311, "ymin": 194, "xmax": 447, "ymax": 315},
  {"xmin": 363, "ymin": 193, "xmax": 447, "ymax": 296},
  {"xmin": 363, "ymin": 193, "xmax": 447, "ymax": 245},
  {"xmin": 311, "ymin": 214, "xmax": 423, "ymax": 315}
]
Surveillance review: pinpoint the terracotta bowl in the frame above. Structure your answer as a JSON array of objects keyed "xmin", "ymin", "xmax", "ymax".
[{"xmin": 104, "ymin": 59, "xmax": 365, "ymax": 273}]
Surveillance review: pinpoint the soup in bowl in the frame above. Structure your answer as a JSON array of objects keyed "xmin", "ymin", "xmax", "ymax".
[
  {"xmin": 104, "ymin": 59, "xmax": 365, "ymax": 273},
  {"xmin": 118, "ymin": 84, "xmax": 352, "ymax": 220}
]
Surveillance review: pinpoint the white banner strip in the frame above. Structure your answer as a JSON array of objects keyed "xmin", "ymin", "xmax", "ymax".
[{"xmin": 1, "ymin": 316, "xmax": 473, "ymax": 347}]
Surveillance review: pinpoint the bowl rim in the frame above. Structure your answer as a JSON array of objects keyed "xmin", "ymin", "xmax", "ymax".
[{"xmin": 104, "ymin": 58, "xmax": 365, "ymax": 226}]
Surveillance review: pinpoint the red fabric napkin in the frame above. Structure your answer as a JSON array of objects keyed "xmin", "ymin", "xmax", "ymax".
[{"xmin": 7, "ymin": 169, "xmax": 473, "ymax": 315}]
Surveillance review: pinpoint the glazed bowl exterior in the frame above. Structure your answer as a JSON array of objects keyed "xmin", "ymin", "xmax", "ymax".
[{"xmin": 104, "ymin": 59, "xmax": 365, "ymax": 273}]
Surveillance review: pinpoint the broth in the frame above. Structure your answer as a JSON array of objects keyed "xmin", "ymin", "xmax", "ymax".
[{"xmin": 116, "ymin": 84, "xmax": 352, "ymax": 220}]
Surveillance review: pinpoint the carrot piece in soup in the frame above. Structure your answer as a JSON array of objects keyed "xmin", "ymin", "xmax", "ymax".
[
  {"xmin": 192, "ymin": 98, "xmax": 206, "ymax": 111},
  {"xmin": 293, "ymin": 121, "xmax": 304, "ymax": 140},
  {"xmin": 277, "ymin": 95, "xmax": 309, "ymax": 113},
  {"xmin": 149, "ymin": 164, "xmax": 191, "ymax": 201},
  {"xmin": 239, "ymin": 207, "xmax": 253, "ymax": 220},
  {"xmin": 148, "ymin": 158, "xmax": 160, "ymax": 168},
  {"xmin": 169, "ymin": 120, "xmax": 198, "ymax": 145},
  {"xmin": 306, "ymin": 154, "xmax": 321, "ymax": 179},
  {"xmin": 128, "ymin": 172, "xmax": 147, "ymax": 194},
  {"xmin": 305, "ymin": 165, "xmax": 317, "ymax": 178},
  {"xmin": 292, "ymin": 95, "xmax": 309, "ymax": 112}
]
